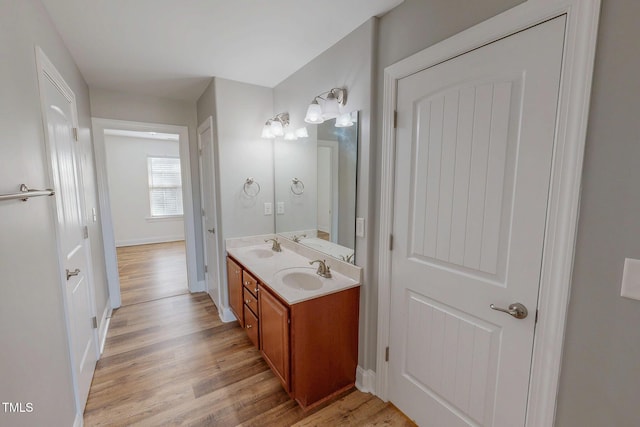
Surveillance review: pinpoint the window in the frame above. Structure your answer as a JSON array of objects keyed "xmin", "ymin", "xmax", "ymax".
[{"xmin": 147, "ymin": 157, "xmax": 183, "ymax": 217}]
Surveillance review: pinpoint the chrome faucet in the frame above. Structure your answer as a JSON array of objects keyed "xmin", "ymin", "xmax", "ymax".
[
  {"xmin": 309, "ymin": 259, "xmax": 332, "ymax": 278},
  {"xmin": 292, "ymin": 233, "xmax": 307, "ymax": 243},
  {"xmin": 265, "ymin": 238, "xmax": 282, "ymax": 252}
]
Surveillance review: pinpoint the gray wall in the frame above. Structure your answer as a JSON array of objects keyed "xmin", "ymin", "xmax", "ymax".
[
  {"xmin": 273, "ymin": 19, "xmax": 376, "ymax": 369},
  {"xmin": 555, "ymin": 1, "xmax": 640, "ymax": 425},
  {"xmin": 0, "ymin": 0, "xmax": 109, "ymax": 424},
  {"xmin": 90, "ymin": 88, "xmax": 205, "ymax": 281}
]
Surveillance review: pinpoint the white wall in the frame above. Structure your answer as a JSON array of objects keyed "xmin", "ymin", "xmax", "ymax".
[
  {"xmin": 0, "ymin": 1, "xmax": 109, "ymax": 425},
  {"xmin": 273, "ymin": 19, "xmax": 376, "ymax": 370},
  {"xmin": 214, "ymin": 78, "xmax": 275, "ymax": 239},
  {"xmin": 104, "ymin": 135, "xmax": 185, "ymax": 246},
  {"xmin": 274, "ymin": 131, "xmax": 318, "ymax": 233},
  {"xmin": 90, "ymin": 89, "xmax": 204, "ymax": 278}
]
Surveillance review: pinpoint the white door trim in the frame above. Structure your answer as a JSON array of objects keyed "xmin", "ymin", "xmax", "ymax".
[
  {"xmin": 375, "ymin": 1, "xmax": 601, "ymax": 426},
  {"xmin": 197, "ymin": 116, "xmax": 224, "ymax": 313},
  {"xmin": 92, "ymin": 118, "xmax": 198, "ymax": 308},
  {"xmin": 35, "ymin": 45, "xmax": 100, "ymax": 419}
]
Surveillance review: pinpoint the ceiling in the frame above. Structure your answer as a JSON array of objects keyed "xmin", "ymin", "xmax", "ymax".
[{"xmin": 41, "ymin": 0, "xmax": 404, "ymax": 101}]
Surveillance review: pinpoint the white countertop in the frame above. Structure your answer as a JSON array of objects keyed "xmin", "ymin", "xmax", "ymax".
[{"xmin": 226, "ymin": 242, "xmax": 360, "ymax": 305}]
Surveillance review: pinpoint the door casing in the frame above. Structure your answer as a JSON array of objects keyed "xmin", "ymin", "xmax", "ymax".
[
  {"xmin": 35, "ymin": 46, "xmax": 99, "ymax": 422},
  {"xmin": 92, "ymin": 118, "xmax": 200, "ymax": 309},
  {"xmin": 376, "ymin": 0, "xmax": 601, "ymax": 425}
]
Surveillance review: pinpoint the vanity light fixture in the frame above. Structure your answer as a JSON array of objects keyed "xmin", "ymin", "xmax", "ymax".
[
  {"xmin": 261, "ymin": 112, "xmax": 290, "ymax": 139},
  {"xmin": 335, "ymin": 112, "xmax": 355, "ymax": 128},
  {"xmin": 304, "ymin": 88, "xmax": 348, "ymax": 124},
  {"xmin": 261, "ymin": 112, "xmax": 309, "ymax": 141}
]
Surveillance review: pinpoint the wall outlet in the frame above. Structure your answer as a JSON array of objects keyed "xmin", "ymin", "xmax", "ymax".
[
  {"xmin": 277, "ymin": 202, "xmax": 285, "ymax": 215},
  {"xmin": 264, "ymin": 202, "xmax": 272, "ymax": 215},
  {"xmin": 356, "ymin": 217, "xmax": 365, "ymax": 237},
  {"xmin": 621, "ymin": 258, "xmax": 640, "ymax": 301}
]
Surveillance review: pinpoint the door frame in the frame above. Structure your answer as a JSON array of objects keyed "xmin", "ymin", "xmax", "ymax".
[
  {"xmin": 35, "ymin": 46, "xmax": 100, "ymax": 422},
  {"xmin": 317, "ymin": 139, "xmax": 339, "ymax": 241},
  {"xmin": 375, "ymin": 0, "xmax": 601, "ymax": 425},
  {"xmin": 197, "ymin": 116, "xmax": 227, "ymax": 319},
  {"xmin": 92, "ymin": 118, "xmax": 199, "ymax": 308}
]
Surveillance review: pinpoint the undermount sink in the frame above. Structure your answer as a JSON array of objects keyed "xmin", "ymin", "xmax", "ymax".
[
  {"xmin": 244, "ymin": 248, "xmax": 274, "ymax": 259},
  {"xmin": 278, "ymin": 268, "xmax": 323, "ymax": 291}
]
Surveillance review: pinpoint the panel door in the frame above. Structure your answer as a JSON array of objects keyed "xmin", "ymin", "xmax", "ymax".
[
  {"xmin": 389, "ymin": 17, "xmax": 566, "ymax": 426},
  {"xmin": 198, "ymin": 118, "xmax": 221, "ymax": 308},
  {"xmin": 40, "ymin": 64, "xmax": 98, "ymax": 411}
]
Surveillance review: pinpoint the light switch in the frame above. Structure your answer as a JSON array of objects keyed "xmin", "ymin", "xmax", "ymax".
[
  {"xmin": 277, "ymin": 202, "xmax": 285, "ymax": 215},
  {"xmin": 356, "ymin": 217, "xmax": 365, "ymax": 237},
  {"xmin": 621, "ymin": 258, "xmax": 640, "ymax": 301},
  {"xmin": 264, "ymin": 202, "xmax": 272, "ymax": 215}
]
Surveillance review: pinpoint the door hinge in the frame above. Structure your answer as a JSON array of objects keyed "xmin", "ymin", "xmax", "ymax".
[
  {"xmin": 385, "ymin": 346, "xmax": 390, "ymax": 362},
  {"xmin": 393, "ymin": 111, "xmax": 398, "ymax": 128},
  {"xmin": 83, "ymin": 225, "xmax": 89, "ymax": 239},
  {"xmin": 389, "ymin": 234, "xmax": 394, "ymax": 251},
  {"xmin": 199, "ymin": 148, "xmax": 202, "ymax": 156},
  {"xmin": 204, "ymin": 265, "xmax": 208, "ymax": 273},
  {"xmin": 91, "ymin": 316, "xmax": 97, "ymax": 329},
  {"xmin": 535, "ymin": 309, "xmax": 539, "ymax": 324},
  {"xmin": 73, "ymin": 127, "xmax": 79, "ymax": 141},
  {"xmin": 202, "ymin": 208, "xmax": 205, "ymax": 217}
]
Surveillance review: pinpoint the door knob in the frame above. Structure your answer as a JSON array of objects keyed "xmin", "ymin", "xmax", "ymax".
[
  {"xmin": 490, "ymin": 302, "xmax": 528, "ymax": 319},
  {"xmin": 208, "ymin": 228, "xmax": 215, "ymax": 234},
  {"xmin": 66, "ymin": 268, "xmax": 80, "ymax": 280}
]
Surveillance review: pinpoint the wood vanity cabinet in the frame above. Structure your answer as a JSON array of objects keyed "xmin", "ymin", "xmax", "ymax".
[
  {"xmin": 226, "ymin": 257, "xmax": 244, "ymax": 327},
  {"xmin": 226, "ymin": 254, "xmax": 360, "ymax": 410},
  {"xmin": 259, "ymin": 285, "xmax": 290, "ymax": 391}
]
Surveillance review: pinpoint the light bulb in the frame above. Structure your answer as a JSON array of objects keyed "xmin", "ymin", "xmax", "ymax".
[
  {"xmin": 270, "ymin": 120, "xmax": 284, "ymax": 137},
  {"xmin": 284, "ymin": 129, "xmax": 297, "ymax": 140},
  {"xmin": 295, "ymin": 127, "xmax": 309, "ymax": 138},
  {"xmin": 261, "ymin": 123, "xmax": 274, "ymax": 139},
  {"xmin": 304, "ymin": 100, "xmax": 324, "ymax": 124},
  {"xmin": 321, "ymin": 92, "xmax": 340, "ymax": 120},
  {"xmin": 335, "ymin": 112, "xmax": 354, "ymax": 127}
]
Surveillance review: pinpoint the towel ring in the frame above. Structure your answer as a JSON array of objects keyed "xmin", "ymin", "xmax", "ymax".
[
  {"xmin": 243, "ymin": 177, "xmax": 261, "ymax": 197},
  {"xmin": 291, "ymin": 178, "xmax": 304, "ymax": 195}
]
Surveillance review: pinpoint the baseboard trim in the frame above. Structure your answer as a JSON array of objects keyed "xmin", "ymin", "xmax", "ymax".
[
  {"xmin": 191, "ymin": 279, "xmax": 206, "ymax": 293},
  {"xmin": 219, "ymin": 306, "xmax": 237, "ymax": 323},
  {"xmin": 355, "ymin": 366, "xmax": 376, "ymax": 394},
  {"xmin": 115, "ymin": 236, "xmax": 184, "ymax": 247},
  {"xmin": 73, "ymin": 411, "xmax": 83, "ymax": 427},
  {"xmin": 98, "ymin": 303, "xmax": 112, "ymax": 356}
]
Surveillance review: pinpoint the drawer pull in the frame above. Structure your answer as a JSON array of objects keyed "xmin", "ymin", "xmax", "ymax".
[
  {"xmin": 254, "ymin": 287, "xmax": 259, "ymax": 293},
  {"xmin": 246, "ymin": 324, "xmax": 253, "ymax": 329},
  {"xmin": 245, "ymin": 299, "xmax": 251, "ymax": 304}
]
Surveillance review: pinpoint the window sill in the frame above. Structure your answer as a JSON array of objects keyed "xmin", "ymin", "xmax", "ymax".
[{"xmin": 146, "ymin": 215, "xmax": 184, "ymax": 222}]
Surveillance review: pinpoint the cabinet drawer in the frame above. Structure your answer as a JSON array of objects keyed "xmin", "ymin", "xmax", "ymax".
[
  {"xmin": 244, "ymin": 305, "xmax": 259, "ymax": 348},
  {"xmin": 243, "ymin": 286, "xmax": 258, "ymax": 315},
  {"xmin": 243, "ymin": 271, "xmax": 259, "ymax": 297}
]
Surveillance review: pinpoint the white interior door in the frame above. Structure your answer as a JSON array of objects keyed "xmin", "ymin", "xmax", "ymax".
[
  {"xmin": 38, "ymin": 50, "xmax": 98, "ymax": 412},
  {"xmin": 198, "ymin": 117, "xmax": 221, "ymax": 309},
  {"xmin": 389, "ymin": 17, "xmax": 565, "ymax": 426}
]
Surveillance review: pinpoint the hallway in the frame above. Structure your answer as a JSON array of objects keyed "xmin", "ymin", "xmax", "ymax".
[
  {"xmin": 84, "ymin": 293, "xmax": 415, "ymax": 426},
  {"xmin": 116, "ymin": 241, "xmax": 189, "ymax": 306}
]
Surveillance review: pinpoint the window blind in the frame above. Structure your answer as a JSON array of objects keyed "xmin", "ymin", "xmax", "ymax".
[{"xmin": 147, "ymin": 157, "xmax": 183, "ymax": 217}]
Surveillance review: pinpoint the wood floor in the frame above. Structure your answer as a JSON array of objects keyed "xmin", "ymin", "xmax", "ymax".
[
  {"xmin": 84, "ymin": 293, "xmax": 415, "ymax": 426},
  {"xmin": 117, "ymin": 241, "xmax": 189, "ymax": 306}
]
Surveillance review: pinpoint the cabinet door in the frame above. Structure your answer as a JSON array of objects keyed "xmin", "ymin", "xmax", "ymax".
[
  {"xmin": 226, "ymin": 257, "xmax": 244, "ymax": 327},
  {"xmin": 259, "ymin": 286, "xmax": 290, "ymax": 391},
  {"xmin": 244, "ymin": 305, "xmax": 259, "ymax": 348}
]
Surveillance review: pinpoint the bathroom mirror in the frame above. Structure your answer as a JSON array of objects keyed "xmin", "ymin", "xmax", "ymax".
[{"xmin": 274, "ymin": 112, "xmax": 358, "ymax": 263}]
